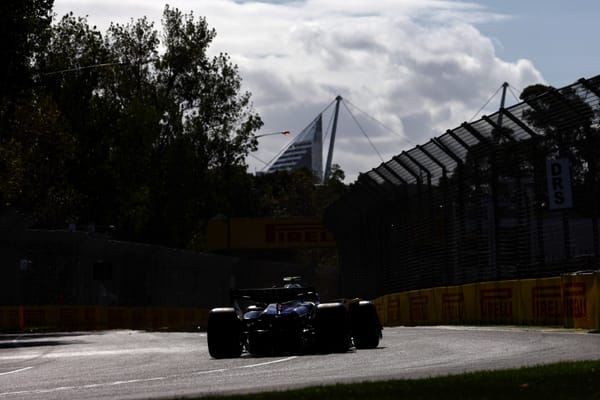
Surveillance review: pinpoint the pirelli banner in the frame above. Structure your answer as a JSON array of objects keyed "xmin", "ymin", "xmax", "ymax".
[
  {"xmin": 374, "ymin": 273, "xmax": 600, "ymax": 330},
  {"xmin": 206, "ymin": 217, "xmax": 336, "ymax": 250}
]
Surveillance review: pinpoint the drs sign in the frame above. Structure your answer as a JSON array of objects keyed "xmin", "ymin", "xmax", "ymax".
[{"xmin": 546, "ymin": 159, "xmax": 573, "ymax": 210}]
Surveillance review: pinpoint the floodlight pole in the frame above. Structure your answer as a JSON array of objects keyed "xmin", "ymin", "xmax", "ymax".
[
  {"xmin": 255, "ymin": 130, "xmax": 290, "ymax": 139},
  {"xmin": 324, "ymin": 95, "xmax": 343, "ymax": 183}
]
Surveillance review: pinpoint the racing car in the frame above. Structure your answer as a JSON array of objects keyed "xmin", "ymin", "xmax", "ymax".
[{"xmin": 207, "ymin": 277, "xmax": 382, "ymax": 358}]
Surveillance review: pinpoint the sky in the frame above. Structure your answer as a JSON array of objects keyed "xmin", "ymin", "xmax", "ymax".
[{"xmin": 52, "ymin": 0, "xmax": 599, "ymax": 183}]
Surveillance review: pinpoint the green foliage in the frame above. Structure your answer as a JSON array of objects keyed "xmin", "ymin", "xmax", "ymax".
[
  {"xmin": 253, "ymin": 168, "xmax": 320, "ymax": 217},
  {"xmin": 0, "ymin": 96, "xmax": 80, "ymax": 225},
  {"xmin": 250, "ymin": 166, "xmax": 346, "ymax": 219},
  {"xmin": 0, "ymin": 0, "xmax": 54, "ymax": 146},
  {"xmin": 0, "ymin": 0, "xmax": 54, "ymax": 100},
  {"xmin": 0, "ymin": 4, "xmax": 268, "ymax": 248},
  {"xmin": 520, "ymin": 85, "xmax": 598, "ymax": 170},
  {"xmin": 519, "ymin": 83, "xmax": 600, "ymax": 218}
]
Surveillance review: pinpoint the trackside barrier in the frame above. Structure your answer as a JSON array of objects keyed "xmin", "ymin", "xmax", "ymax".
[
  {"xmin": 0, "ymin": 306, "xmax": 209, "ymax": 332},
  {"xmin": 3, "ymin": 274, "xmax": 598, "ymax": 332},
  {"xmin": 373, "ymin": 273, "xmax": 600, "ymax": 330}
]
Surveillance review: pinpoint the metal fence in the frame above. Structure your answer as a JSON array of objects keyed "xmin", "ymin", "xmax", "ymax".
[{"xmin": 325, "ymin": 74, "xmax": 600, "ymax": 299}]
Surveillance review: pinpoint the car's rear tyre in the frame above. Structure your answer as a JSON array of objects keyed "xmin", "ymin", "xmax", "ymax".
[
  {"xmin": 350, "ymin": 300, "xmax": 382, "ymax": 349},
  {"xmin": 207, "ymin": 307, "xmax": 242, "ymax": 359},
  {"xmin": 315, "ymin": 302, "xmax": 350, "ymax": 353}
]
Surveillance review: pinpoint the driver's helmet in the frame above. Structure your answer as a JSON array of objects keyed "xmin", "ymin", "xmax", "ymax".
[{"xmin": 282, "ymin": 276, "xmax": 303, "ymax": 288}]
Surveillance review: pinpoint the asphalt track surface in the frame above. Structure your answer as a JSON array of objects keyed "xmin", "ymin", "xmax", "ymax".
[{"xmin": 1, "ymin": 327, "xmax": 600, "ymax": 399}]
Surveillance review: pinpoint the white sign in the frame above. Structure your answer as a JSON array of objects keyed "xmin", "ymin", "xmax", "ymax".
[{"xmin": 546, "ymin": 159, "xmax": 573, "ymax": 210}]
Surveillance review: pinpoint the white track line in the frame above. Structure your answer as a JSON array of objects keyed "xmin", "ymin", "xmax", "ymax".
[
  {"xmin": 239, "ymin": 356, "xmax": 297, "ymax": 368},
  {"xmin": 0, "ymin": 367, "xmax": 33, "ymax": 377},
  {"xmin": 0, "ymin": 356, "xmax": 297, "ymax": 397}
]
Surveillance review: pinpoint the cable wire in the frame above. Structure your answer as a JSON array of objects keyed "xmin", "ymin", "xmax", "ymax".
[
  {"xmin": 37, "ymin": 58, "xmax": 159, "ymax": 76},
  {"xmin": 508, "ymin": 84, "xmax": 523, "ymax": 104},
  {"xmin": 341, "ymin": 100, "xmax": 385, "ymax": 163},
  {"xmin": 343, "ymin": 98, "xmax": 412, "ymax": 146},
  {"xmin": 248, "ymin": 152, "xmax": 269, "ymax": 166},
  {"xmin": 469, "ymin": 84, "xmax": 503, "ymax": 122}
]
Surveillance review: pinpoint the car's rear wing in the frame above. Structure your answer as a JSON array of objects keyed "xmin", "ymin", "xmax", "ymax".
[{"xmin": 231, "ymin": 286, "xmax": 318, "ymax": 305}]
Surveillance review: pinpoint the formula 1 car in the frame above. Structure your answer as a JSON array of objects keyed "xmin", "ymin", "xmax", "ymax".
[{"xmin": 207, "ymin": 277, "xmax": 382, "ymax": 358}]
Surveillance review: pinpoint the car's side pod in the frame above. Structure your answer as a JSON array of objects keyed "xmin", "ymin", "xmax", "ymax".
[
  {"xmin": 207, "ymin": 307, "xmax": 242, "ymax": 359},
  {"xmin": 349, "ymin": 300, "xmax": 382, "ymax": 349}
]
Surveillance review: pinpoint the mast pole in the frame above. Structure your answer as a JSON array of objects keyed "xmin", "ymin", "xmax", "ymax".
[
  {"xmin": 324, "ymin": 95, "xmax": 342, "ymax": 183},
  {"xmin": 496, "ymin": 82, "xmax": 509, "ymax": 128}
]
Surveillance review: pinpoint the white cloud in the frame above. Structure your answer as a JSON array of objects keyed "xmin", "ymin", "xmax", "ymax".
[{"xmin": 53, "ymin": 0, "xmax": 544, "ymax": 182}]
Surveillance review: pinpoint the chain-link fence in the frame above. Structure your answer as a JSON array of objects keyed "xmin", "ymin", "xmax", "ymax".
[{"xmin": 325, "ymin": 75, "xmax": 600, "ymax": 299}]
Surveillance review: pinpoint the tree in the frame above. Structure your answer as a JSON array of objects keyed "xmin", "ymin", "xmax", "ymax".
[
  {"xmin": 1, "ymin": 5, "xmax": 263, "ymax": 248},
  {"xmin": 520, "ymin": 84, "xmax": 599, "ymax": 185},
  {"xmin": 37, "ymin": 13, "xmax": 114, "ymax": 227},
  {"xmin": 0, "ymin": 96, "xmax": 80, "ymax": 226},
  {"xmin": 137, "ymin": 6, "xmax": 263, "ymax": 246},
  {"xmin": 0, "ymin": 1, "xmax": 82, "ymax": 226},
  {"xmin": 0, "ymin": 0, "xmax": 54, "ymax": 132}
]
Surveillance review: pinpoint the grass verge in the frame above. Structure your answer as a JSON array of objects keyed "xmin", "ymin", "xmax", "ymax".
[{"xmin": 197, "ymin": 360, "xmax": 600, "ymax": 400}]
